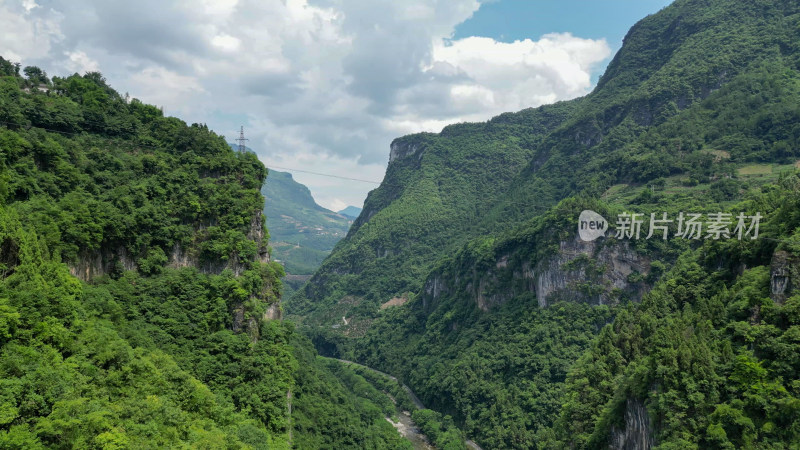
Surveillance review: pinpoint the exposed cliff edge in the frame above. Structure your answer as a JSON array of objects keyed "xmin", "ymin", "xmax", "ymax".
[
  {"xmin": 610, "ymin": 398, "xmax": 655, "ymax": 450},
  {"xmin": 388, "ymin": 137, "xmax": 425, "ymax": 163},
  {"xmin": 770, "ymin": 249, "xmax": 798, "ymax": 304},
  {"xmin": 532, "ymin": 235, "xmax": 651, "ymax": 307},
  {"xmin": 69, "ymin": 246, "xmax": 137, "ymax": 281},
  {"xmin": 421, "ymin": 233, "xmax": 651, "ymax": 313},
  {"xmin": 68, "ymin": 206, "xmax": 280, "ymax": 340},
  {"xmin": 69, "ymin": 208, "xmax": 270, "ymax": 280}
]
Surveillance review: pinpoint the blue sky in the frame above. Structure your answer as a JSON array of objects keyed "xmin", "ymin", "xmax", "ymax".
[
  {"xmin": 456, "ymin": 0, "xmax": 673, "ymax": 44},
  {"xmin": 454, "ymin": 0, "xmax": 674, "ymax": 82},
  {"xmin": 2, "ymin": 0, "xmax": 675, "ymax": 210}
]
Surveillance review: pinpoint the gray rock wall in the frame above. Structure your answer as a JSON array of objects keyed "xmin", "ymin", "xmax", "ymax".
[{"xmin": 421, "ymin": 234, "xmax": 651, "ymax": 312}]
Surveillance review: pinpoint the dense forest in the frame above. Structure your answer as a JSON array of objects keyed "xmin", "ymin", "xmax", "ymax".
[
  {"xmin": 289, "ymin": 0, "xmax": 800, "ymax": 448},
  {"xmin": 0, "ymin": 59, "xmax": 407, "ymax": 448},
  {"xmin": 4, "ymin": 0, "xmax": 800, "ymax": 448}
]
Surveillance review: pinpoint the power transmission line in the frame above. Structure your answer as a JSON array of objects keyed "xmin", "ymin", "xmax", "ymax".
[
  {"xmin": 5, "ymin": 120, "xmax": 793, "ymax": 228},
  {"xmin": 0, "ymin": 118, "xmax": 552, "ymax": 209},
  {"xmin": 265, "ymin": 165, "xmax": 382, "ymax": 184},
  {"xmin": 5, "ymin": 120, "xmax": 797, "ymax": 246},
  {"xmin": 0, "ymin": 119, "xmax": 385, "ymax": 185}
]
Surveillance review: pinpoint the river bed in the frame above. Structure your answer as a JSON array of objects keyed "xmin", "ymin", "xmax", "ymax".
[{"xmin": 386, "ymin": 410, "xmax": 434, "ymax": 450}]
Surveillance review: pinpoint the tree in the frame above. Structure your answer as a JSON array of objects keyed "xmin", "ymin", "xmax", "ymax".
[{"xmin": 22, "ymin": 66, "xmax": 48, "ymax": 85}]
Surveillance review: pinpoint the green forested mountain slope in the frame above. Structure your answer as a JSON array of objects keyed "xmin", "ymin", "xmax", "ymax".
[
  {"xmin": 484, "ymin": 0, "xmax": 800, "ymax": 230},
  {"xmin": 350, "ymin": 176, "xmax": 800, "ymax": 448},
  {"xmin": 290, "ymin": 0, "xmax": 800, "ymax": 327},
  {"xmin": 0, "ymin": 60, "xmax": 407, "ymax": 448},
  {"xmin": 261, "ymin": 170, "xmax": 351, "ymax": 277},
  {"xmin": 222, "ymin": 148, "xmax": 352, "ymax": 279},
  {"xmin": 290, "ymin": 0, "xmax": 800, "ymax": 448},
  {"xmin": 553, "ymin": 178, "xmax": 800, "ymax": 448},
  {"xmin": 289, "ymin": 101, "xmax": 578, "ymax": 327}
]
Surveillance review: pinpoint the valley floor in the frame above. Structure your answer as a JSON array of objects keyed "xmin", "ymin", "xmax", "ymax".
[{"xmin": 326, "ymin": 357, "xmax": 485, "ymax": 450}]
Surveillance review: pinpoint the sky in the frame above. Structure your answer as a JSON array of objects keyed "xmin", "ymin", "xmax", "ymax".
[{"xmin": 0, "ymin": 0, "xmax": 673, "ymax": 211}]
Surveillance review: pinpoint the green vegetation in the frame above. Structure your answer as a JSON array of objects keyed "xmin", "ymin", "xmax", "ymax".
[
  {"xmin": 411, "ymin": 409, "xmax": 465, "ymax": 450},
  {"xmin": 344, "ymin": 362, "xmax": 419, "ymax": 414},
  {"xmin": 289, "ymin": 101, "xmax": 579, "ymax": 326},
  {"xmin": 262, "ymin": 170, "xmax": 350, "ymax": 266},
  {"xmin": 260, "ymin": 169, "xmax": 352, "ymax": 296},
  {"xmin": 0, "ymin": 208, "xmax": 284, "ymax": 448},
  {"xmin": 1, "ymin": 66, "xmax": 268, "ymax": 270},
  {"xmin": 0, "ymin": 59, "xmax": 407, "ymax": 448},
  {"xmin": 290, "ymin": 0, "xmax": 800, "ymax": 326},
  {"xmin": 6, "ymin": 0, "xmax": 800, "ymax": 447},
  {"xmin": 290, "ymin": 341, "xmax": 412, "ymax": 449},
  {"xmin": 555, "ymin": 174, "xmax": 800, "ymax": 448},
  {"xmin": 289, "ymin": 0, "xmax": 800, "ymax": 447},
  {"xmin": 348, "ymin": 290, "xmax": 616, "ymax": 447}
]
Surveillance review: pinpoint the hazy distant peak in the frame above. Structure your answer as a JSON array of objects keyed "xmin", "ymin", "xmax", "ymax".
[{"xmin": 338, "ymin": 206, "xmax": 362, "ymax": 219}]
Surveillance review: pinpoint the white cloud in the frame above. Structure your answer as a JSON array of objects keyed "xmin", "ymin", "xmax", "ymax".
[
  {"xmin": 429, "ymin": 34, "xmax": 610, "ymax": 118},
  {"xmin": 328, "ymin": 198, "xmax": 349, "ymax": 212},
  {"xmin": 22, "ymin": 0, "xmax": 38, "ymax": 12},
  {"xmin": 1, "ymin": 0, "xmax": 611, "ymax": 209},
  {"xmin": 211, "ymin": 34, "xmax": 240, "ymax": 52},
  {"xmin": 194, "ymin": 0, "xmax": 239, "ymax": 17},
  {"xmin": 64, "ymin": 50, "xmax": 98, "ymax": 73},
  {"xmin": 0, "ymin": 2, "xmax": 62, "ymax": 62},
  {"xmin": 127, "ymin": 67, "xmax": 206, "ymax": 115}
]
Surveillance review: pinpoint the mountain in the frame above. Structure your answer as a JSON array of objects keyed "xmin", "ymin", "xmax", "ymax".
[
  {"xmin": 261, "ymin": 169, "xmax": 352, "ymax": 295},
  {"xmin": 222, "ymin": 148, "xmax": 353, "ymax": 292},
  {"xmin": 0, "ymin": 61, "xmax": 409, "ymax": 447},
  {"xmin": 261, "ymin": 170, "xmax": 351, "ymax": 273},
  {"xmin": 338, "ymin": 206, "xmax": 362, "ymax": 220},
  {"xmin": 288, "ymin": 0, "xmax": 800, "ymax": 447}
]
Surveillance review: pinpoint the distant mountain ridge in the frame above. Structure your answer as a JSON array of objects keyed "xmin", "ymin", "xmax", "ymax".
[
  {"xmin": 338, "ymin": 205, "xmax": 362, "ymax": 220},
  {"xmin": 260, "ymin": 169, "xmax": 352, "ymax": 296},
  {"xmin": 225, "ymin": 145, "xmax": 354, "ymax": 280}
]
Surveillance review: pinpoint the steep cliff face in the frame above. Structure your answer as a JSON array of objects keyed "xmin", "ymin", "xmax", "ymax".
[
  {"xmin": 67, "ymin": 206, "xmax": 278, "ymax": 341},
  {"xmin": 294, "ymin": 0, "xmax": 800, "ymax": 447},
  {"xmin": 388, "ymin": 137, "xmax": 425, "ymax": 163},
  {"xmin": 293, "ymin": 0, "xmax": 785, "ymax": 330},
  {"xmin": 289, "ymin": 103, "xmax": 577, "ymax": 323},
  {"xmin": 69, "ymin": 246, "xmax": 137, "ymax": 281},
  {"xmin": 610, "ymin": 398, "xmax": 655, "ymax": 450},
  {"xmin": 421, "ymin": 234, "xmax": 651, "ymax": 313},
  {"xmin": 69, "ymin": 208, "xmax": 269, "ymax": 281},
  {"xmin": 770, "ymin": 249, "xmax": 798, "ymax": 304},
  {"xmin": 0, "ymin": 64, "xmax": 323, "ymax": 448},
  {"xmin": 533, "ymin": 235, "xmax": 650, "ymax": 307}
]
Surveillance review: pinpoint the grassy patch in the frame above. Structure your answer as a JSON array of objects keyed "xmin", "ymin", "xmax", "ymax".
[
  {"xmin": 602, "ymin": 184, "xmax": 629, "ymax": 199},
  {"xmin": 738, "ymin": 164, "xmax": 773, "ymax": 175}
]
